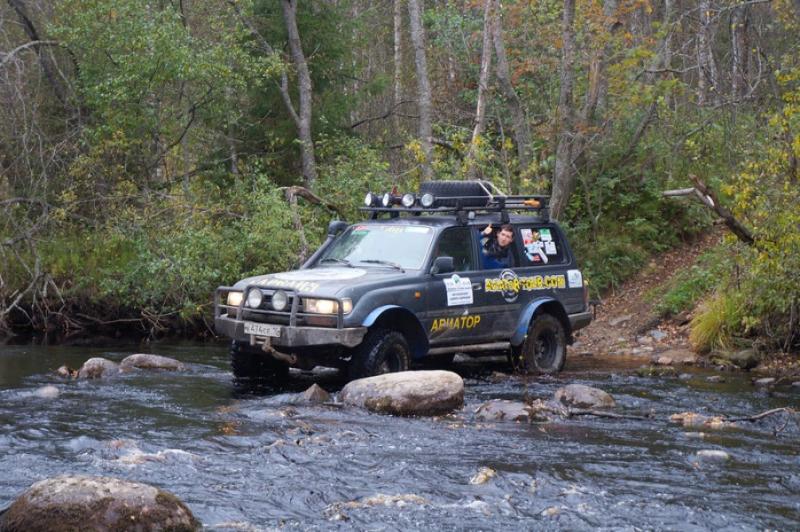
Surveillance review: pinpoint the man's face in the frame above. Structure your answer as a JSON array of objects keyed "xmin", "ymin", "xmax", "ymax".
[{"xmin": 497, "ymin": 228, "xmax": 514, "ymax": 248}]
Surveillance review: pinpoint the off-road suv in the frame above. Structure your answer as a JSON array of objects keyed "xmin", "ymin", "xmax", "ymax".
[{"xmin": 214, "ymin": 181, "xmax": 592, "ymax": 382}]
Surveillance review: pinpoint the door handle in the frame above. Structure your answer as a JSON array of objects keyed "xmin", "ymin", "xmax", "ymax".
[{"xmin": 471, "ymin": 282, "xmax": 482, "ymax": 291}]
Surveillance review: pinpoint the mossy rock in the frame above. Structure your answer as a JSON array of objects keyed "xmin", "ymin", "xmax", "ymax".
[{"xmin": 0, "ymin": 475, "xmax": 200, "ymax": 531}]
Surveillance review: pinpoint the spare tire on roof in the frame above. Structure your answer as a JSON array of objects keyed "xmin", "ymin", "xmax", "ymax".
[{"xmin": 419, "ymin": 180, "xmax": 491, "ymax": 207}]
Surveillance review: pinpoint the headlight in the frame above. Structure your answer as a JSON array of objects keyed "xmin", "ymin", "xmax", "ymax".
[
  {"xmin": 226, "ymin": 291, "xmax": 243, "ymax": 307},
  {"xmin": 304, "ymin": 298, "xmax": 351, "ymax": 314},
  {"xmin": 246, "ymin": 289, "xmax": 263, "ymax": 308},
  {"xmin": 381, "ymin": 192, "xmax": 392, "ymax": 207},
  {"xmin": 420, "ymin": 193, "xmax": 435, "ymax": 208},
  {"xmin": 401, "ymin": 193, "xmax": 416, "ymax": 207},
  {"xmin": 271, "ymin": 290, "xmax": 288, "ymax": 311}
]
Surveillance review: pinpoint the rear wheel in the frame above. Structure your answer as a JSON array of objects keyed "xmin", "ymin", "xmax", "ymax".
[
  {"xmin": 349, "ymin": 328, "xmax": 411, "ymax": 379},
  {"xmin": 511, "ymin": 314, "xmax": 566, "ymax": 374},
  {"xmin": 230, "ymin": 341, "xmax": 290, "ymax": 384}
]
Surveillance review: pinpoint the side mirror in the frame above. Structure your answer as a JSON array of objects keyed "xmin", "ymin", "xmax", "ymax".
[
  {"xmin": 327, "ymin": 220, "xmax": 348, "ymax": 236},
  {"xmin": 431, "ymin": 256, "xmax": 454, "ymax": 275}
]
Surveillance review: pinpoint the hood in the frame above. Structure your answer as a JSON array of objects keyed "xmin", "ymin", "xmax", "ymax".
[{"xmin": 233, "ymin": 266, "xmax": 408, "ymax": 297}]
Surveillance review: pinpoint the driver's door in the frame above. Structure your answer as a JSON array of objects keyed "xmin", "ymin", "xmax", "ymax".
[{"xmin": 423, "ymin": 227, "xmax": 493, "ymax": 346}]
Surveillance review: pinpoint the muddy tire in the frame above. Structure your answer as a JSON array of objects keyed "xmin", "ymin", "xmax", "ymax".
[
  {"xmin": 513, "ymin": 314, "xmax": 566, "ymax": 374},
  {"xmin": 349, "ymin": 328, "xmax": 411, "ymax": 379},
  {"xmin": 230, "ymin": 341, "xmax": 289, "ymax": 384}
]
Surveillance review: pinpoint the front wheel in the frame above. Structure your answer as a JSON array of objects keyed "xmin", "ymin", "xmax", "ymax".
[
  {"xmin": 349, "ymin": 328, "xmax": 411, "ymax": 380},
  {"xmin": 512, "ymin": 314, "xmax": 566, "ymax": 374}
]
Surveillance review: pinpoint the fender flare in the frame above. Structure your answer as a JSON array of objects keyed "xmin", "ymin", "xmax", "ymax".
[
  {"xmin": 510, "ymin": 297, "xmax": 568, "ymax": 347},
  {"xmin": 362, "ymin": 305, "xmax": 429, "ymax": 359}
]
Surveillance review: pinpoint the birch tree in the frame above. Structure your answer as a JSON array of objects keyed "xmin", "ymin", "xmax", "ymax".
[
  {"xmin": 407, "ymin": 0, "xmax": 433, "ymax": 180},
  {"xmin": 551, "ymin": 0, "xmax": 576, "ymax": 220}
]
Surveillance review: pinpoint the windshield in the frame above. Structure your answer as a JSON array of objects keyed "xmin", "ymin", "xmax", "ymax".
[{"xmin": 318, "ymin": 224, "xmax": 434, "ymax": 270}]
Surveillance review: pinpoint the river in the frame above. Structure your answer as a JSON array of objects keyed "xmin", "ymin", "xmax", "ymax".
[{"xmin": 1, "ymin": 342, "xmax": 798, "ymax": 530}]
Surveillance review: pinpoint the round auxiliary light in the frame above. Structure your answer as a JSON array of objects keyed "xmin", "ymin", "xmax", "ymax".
[
  {"xmin": 271, "ymin": 290, "xmax": 288, "ymax": 311},
  {"xmin": 420, "ymin": 193, "xmax": 435, "ymax": 208},
  {"xmin": 381, "ymin": 192, "xmax": 392, "ymax": 207},
  {"xmin": 401, "ymin": 193, "xmax": 416, "ymax": 208},
  {"xmin": 364, "ymin": 192, "xmax": 377, "ymax": 207},
  {"xmin": 246, "ymin": 288, "xmax": 263, "ymax": 308}
]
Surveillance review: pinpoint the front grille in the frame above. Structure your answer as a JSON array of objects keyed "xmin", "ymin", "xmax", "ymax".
[{"xmin": 215, "ymin": 286, "xmax": 343, "ymax": 329}]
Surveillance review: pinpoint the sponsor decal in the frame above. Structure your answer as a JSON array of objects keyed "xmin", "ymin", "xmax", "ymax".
[
  {"xmin": 430, "ymin": 314, "xmax": 482, "ymax": 333},
  {"xmin": 444, "ymin": 274, "xmax": 473, "ymax": 306},
  {"xmin": 567, "ymin": 269, "xmax": 583, "ymax": 288},
  {"xmin": 485, "ymin": 272, "xmax": 566, "ymax": 294}
]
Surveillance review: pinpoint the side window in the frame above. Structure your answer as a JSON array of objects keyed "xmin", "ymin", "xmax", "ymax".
[
  {"xmin": 434, "ymin": 227, "xmax": 475, "ymax": 272},
  {"xmin": 478, "ymin": 224, "xmax": 518, "ymax": 270},
  {"xmin": 519, "ymin": 226, "xmax": 565, "ymax": 266}
]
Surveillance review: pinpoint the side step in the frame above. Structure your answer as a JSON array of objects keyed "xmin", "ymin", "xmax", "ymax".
[{"xmin": 427, "ymin": 342, "xmax": 511, "ymax": 356}]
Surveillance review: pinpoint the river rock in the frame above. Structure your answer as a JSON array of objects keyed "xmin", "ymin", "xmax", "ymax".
[
  {"xmin": 55, "ymin": 365, "xmax": 77, "ymax": 378},
  {"xmin": 695, "ymin": 449, "xmax": 731, "ymax": 462},
  {"xmin": 753, "ymin": 377, "xmax": 776, "ymax": 387},
  {"xmin": 554, "ymin": 384, "xmax": 615, "ymax": 409},
  {"xmin": 77, "ymin": 357, "xmax": 120, "ymax": 379},
  {"xmin": 296, "ymin": 384, "xmax": 331, "ymax": 405},
  {"xmin": 32, "ymin": 385, "xmax": 59, "ymax": 399},
  {"xmin": 120, "ymin": 353, "xmax": 186, "ymax": 371},
  {"xmin": 652, "ymin": 349, "xmax": 698, "ymax": 366},
  {"xmin": 0, "ymin": 475, "xmax": 200, "ymax": 531},
  {"xmin": 475, "ymin": 400, "xmax": 533, "ymax": 422},
  {"xmin": 722, "ymin": 348, "xmax": 761, "ymax": 370},
  {"xmin": 339, "ymin": 370, "xmax": 464, "ymax": 416}
]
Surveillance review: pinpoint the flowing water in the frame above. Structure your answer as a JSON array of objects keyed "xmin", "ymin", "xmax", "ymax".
[{"xmin": 1, "ymin": 343, "xmax": 798, "ymax": 530}]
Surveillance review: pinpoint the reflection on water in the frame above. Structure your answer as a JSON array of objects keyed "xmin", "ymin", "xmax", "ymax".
[{"xmin": 1, "ymin": 343, "xmax": 798, "ymax": 529}]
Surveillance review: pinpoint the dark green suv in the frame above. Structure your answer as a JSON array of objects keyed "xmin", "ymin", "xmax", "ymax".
[{"xmin": 214, "ymin": 181, "xmax": 592, "ymax": 382}]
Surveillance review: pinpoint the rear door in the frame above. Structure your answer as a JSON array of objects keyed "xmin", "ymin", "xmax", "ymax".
[{"xmin": 515, "ymin": 224, "xmax": 583, "ymax": 312}]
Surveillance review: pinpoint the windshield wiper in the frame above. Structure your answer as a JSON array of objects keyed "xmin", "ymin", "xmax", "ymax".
[
  {"xmin": 319, "ymin": 257, "xmax": 353, "ymax": 267},
  {"xmin": 358, "ymin": 259, "xmax": 405, "ymax": 272}
]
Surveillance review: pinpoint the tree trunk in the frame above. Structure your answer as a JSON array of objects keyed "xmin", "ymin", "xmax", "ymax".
[
  {"xmin": 697, "ymin": 0, "xmax": 720, "ymax": 106},
  {"xmin": 551, "ymin": 0, "xmax": 576, "ymax": 221},
  {"xmin": 465, "ymin": 0, "xmax": 494, "ymax": 180},
  {"xmin": 281, "ymin": 0, "xmax": 317, "ymax": 188},
  {"xmin": 393, "ymin": 0, "xmax": 404, "ymax": 133},
  {"xmin": 407, "ymin": 0, "xmax": 433, "ymax": 180},
  {"xmin": 731, "ymin": 6, "xmax": 749, "ymax": 100},
  {"xmin": 492, "ymin": 0, "xmax": 532, "ymax": 182},
  {"xmin": 7, "ymin": 0, "xmax": 68, "ymax": 107}
]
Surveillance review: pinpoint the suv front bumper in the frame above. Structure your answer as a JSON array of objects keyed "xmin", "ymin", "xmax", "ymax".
[{"xmin": 215, "ymin": 314, "xmax": 367, "ymax": 348}]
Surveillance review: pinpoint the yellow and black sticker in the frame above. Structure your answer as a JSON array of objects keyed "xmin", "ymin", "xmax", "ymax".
[
  {"xmin": 484, "ymin": 274, "xmax": 566, "ymax": 293},
  {"xmin": 430, "ymin": 315, "xmax": 482, "ymax": 333}
]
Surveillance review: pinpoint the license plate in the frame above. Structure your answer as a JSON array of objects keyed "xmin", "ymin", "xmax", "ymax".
[{"xmin": 244, "ymin": 322, "xmax": 281, "ymax": 337}]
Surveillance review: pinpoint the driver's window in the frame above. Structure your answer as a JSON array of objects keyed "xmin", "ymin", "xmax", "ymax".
[{"xmin": 434, "ymin": 227, "xmax": 475, "ymax": 272}]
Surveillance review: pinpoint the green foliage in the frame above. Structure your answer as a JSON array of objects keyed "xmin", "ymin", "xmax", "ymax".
[
  {"xmin": 652, "ymin": 244, "xmax": 731, "ymax": 317},
  {"xmin": 315, "ymin": 133, "xmax": 395, "ymax": 221},
  {"xmin": 690, "ymin": 291, "xmax": 746, "ymax": 353}
]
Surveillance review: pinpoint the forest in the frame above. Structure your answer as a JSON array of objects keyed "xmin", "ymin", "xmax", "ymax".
[{"xmin": 1, "ymin": 0, "xmax": 798, "ymax": 355}]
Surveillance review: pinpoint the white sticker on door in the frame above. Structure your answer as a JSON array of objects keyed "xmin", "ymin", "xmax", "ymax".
[{"xmin": 444, "ymin": 274, "xmax": 473, "ymax": 306}]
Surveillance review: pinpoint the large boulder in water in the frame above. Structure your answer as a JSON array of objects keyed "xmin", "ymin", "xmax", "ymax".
[
  {"xmin": 0, "ymin": 475, "xmax": 200, "ymax": 531},
  {"xmin": 340, "ymin": 370, "xmax": 464, "ymax": 416},
  {"xmin": 554, "ymin": 384, "xmax": 615, "ymax": 409},
  {"xmin": 120, "ymin": 353, "xmax": 186, "ymax": 372},
  {"xmin": 77, "ymin": 357, "xmax": 119, "ymax": 379}
]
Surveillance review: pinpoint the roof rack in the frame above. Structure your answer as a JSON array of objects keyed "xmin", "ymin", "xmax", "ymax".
[{"xmin": 359, "ymin": 181, "xmax": 550, "ymax": 223}]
